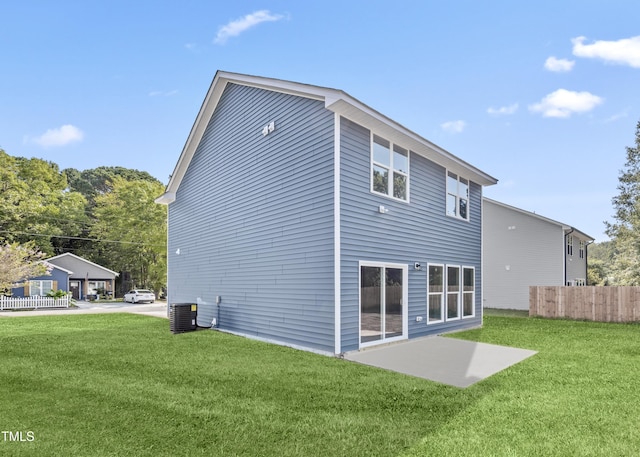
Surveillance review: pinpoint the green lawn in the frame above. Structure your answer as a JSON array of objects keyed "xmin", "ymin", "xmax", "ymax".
[{"xmin": 0, "ymin": 314, "xmax": 638, "ymax": 456}]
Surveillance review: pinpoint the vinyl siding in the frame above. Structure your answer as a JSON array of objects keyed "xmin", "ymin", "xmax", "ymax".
[
  {"xmin": 167, "ymin": 83, "xmax": 336, "ymax": 352},
  {"xmin": 11, "ymin": 268, "xmax": 68, "ymax": 297},
  {"xmin": 483, "ymin": 199, "xmax": 564, "ymax": 310},
  {"xmin": 339, "ymin": 117, "xmax": 483, "ymax": 352}
]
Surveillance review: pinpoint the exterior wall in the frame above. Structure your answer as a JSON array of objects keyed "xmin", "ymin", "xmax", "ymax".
[
  {"xmin": 167, "ymin": 83, "xmax": 336, "ymax": 352},
  {"xmin": 11, "ymin": 268, "xmax": 69, "ymax": 297},
  {"xmin": 339, "ymin": 118, "xmax": 484, "ymax": 352},
  {"xmin": 483, "ymin": 200, "xmax": 564, "ymax": 310},
  {"xmin": 565, "ymin": 233, "xmax": 589, "ymax": 284}
]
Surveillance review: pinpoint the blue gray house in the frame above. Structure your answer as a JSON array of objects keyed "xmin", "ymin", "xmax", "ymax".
[
  {"xmin": 11, "ymin": 253, "xmax": 119, "ymax": 300},
  {"xmin": 157, "ymin": 71, "xmax": 498, "ymax": 354},
  {"xmin": 11, "ymin": 263, "xmax": 73, "ymax": 297}
]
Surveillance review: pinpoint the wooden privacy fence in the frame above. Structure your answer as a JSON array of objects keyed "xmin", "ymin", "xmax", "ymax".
[
  {"xmin": 0, "ymin": 295, "xmax": 71, "ymax": 311},
  {"xmin": 530, "ymin": 286, "xmax": 640, "ymax": 323}
]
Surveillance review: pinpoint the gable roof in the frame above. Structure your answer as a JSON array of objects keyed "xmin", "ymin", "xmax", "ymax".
[
  {"xmin": 46, "ymin": 253, "xmax": 119, "ymax": 277},
  {"xmin": 43, "ymin": 261, "xmax": 74, "ymax": 275},
  {"xmin": 483, "ymin": 197, "xmax": 595, "ymax": 242},
  {"xmin": 157, "ymin": 71, "xmax": 498, "ymax": 204}
]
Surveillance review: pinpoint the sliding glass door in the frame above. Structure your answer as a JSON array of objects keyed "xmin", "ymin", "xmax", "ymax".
[{"xmin": 360, "ymin": 262, "xmax": 407, "ymax": 346}]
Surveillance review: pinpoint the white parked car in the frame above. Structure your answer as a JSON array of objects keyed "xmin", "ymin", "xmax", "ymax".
[{"xmin": 123, "ymin": 289, "xmax": 155, "ymax": 303}]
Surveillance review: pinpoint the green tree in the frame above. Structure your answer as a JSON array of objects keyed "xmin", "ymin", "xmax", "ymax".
[
  {"xmin": 0, "ymin": 149, "xmax": 88, "ymax": 255},
  {"xmin": 90, "ymin": 176, "xmax": 167, "ymax": 294},
  {"xmin": 587, "ymin": 241, "xmax": 615, "ymax": 285},
  {"xmin": 605, "ymin": 120, "xmax": 640, "ymax": 284},
  {"xmin": 0, "ymin": 241, "xmax": 50, "ymax": 293},
  {"xmin": 61, "ymin": 166, "xmax": 159, "ymax": 259}
]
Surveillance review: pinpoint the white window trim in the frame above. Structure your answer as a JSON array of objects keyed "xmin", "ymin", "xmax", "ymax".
[
  {"xmin": 426, "ymin": 263, "xmax": 476, "ymax": 323},
  {"xmin": 446, "ymin": 171, "xmax": 470, "ymax": 221},
  {"xmin": 358, "ymin": 260, "xmax": 409, "ymax": 349},
  {"xmin": 462, "ymin": 265, "xmax": 475, "ymax": 319},
  {"xmin": 370, "ymin": 134, "xmax": 410, "ymax": 203},
  {"xmin": 446, "ymin": 265, "xmax": 461, "ymax": 321},
  {"xmin": 567, "ymin": 235, "xmax": 574, "ymax": 256},
  {"xmin": 427, "ymin": 263, "xmax": 445, "ymax": 324},
  {"xmin": 29, "ymin": 280, "xmax": 54, "ymax": 297}
]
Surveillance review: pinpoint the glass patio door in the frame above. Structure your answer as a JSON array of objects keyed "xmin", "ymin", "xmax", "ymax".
[{"xmin": 360, "ymin": 263, "xmax": 407, "ymax": 346}]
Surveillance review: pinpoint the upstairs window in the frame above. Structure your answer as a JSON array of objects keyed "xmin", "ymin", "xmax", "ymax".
[
  {"xmin": 446, "ymin": 171, "xmax": 469, "ymax": 220},
  {"xmin": 579, "ymin": 240, "xmax": 585, "ymax": 259},
  {"xmin": 371, "ymin": 135, "xmax": 409, "ymax": 201},
  {"xmin": 567, "ymin": 235, "xmax": 574, "ymax": 256}
]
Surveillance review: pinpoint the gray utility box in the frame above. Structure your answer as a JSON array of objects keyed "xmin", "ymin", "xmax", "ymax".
[{"xmin": 170, "ymin": 303, "xmax": 197, "ymax": 334}]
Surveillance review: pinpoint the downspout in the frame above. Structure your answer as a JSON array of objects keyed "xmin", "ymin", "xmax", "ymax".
[{"xmin": 564, "ymin": 228, "xmax": 574, "ymax": 286}]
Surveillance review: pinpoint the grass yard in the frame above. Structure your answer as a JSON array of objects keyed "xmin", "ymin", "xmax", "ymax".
[{"xmin": 0, "ymin": 314, "xmax": 639, "ymax": 456}]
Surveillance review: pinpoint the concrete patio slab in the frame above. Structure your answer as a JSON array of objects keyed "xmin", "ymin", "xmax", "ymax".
[{"xmin": 344, "ymin": 336, "xmax": 537, "ymax": 388}]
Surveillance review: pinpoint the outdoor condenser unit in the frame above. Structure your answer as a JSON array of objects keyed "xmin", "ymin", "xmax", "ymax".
[{"xmin": 170, "ymin": 303, "xmax": 197, "ymax": 334}]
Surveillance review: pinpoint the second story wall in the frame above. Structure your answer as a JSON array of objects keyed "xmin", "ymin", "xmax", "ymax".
[{"xmin": 339, "ymin": 117, "xmax": 484, "ymax": 351}]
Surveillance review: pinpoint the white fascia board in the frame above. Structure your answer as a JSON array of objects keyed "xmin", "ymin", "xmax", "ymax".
[
  {"xmin": 163, "ymin": 71, "xmax": 498, "ymax": 196},
  {"xmin": 47, "ymin": 253, "xmax": 120, "ymax": 277},
  {"xmin": 325, "ymin": 98, "xmax": 498, "ymax": 187},
  {"xmin": 155, "ymin": 192, "xmax": 176, "ymax": 205},
  {"xmin": 43, "ymin": 261, "xmax": 74, "ymax": 275}
]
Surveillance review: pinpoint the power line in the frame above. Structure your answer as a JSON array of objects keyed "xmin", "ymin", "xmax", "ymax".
[{"xmin": 0, "ymin": 230, "xmax": 166, "ymax": 247}]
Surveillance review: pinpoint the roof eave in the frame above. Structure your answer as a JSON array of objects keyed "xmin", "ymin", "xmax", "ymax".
[{"xmin": 163, "ymin": 71, "xmax": 498, "ymax": 197}]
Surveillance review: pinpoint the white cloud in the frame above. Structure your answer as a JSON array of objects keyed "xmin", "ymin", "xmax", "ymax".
[
  {"xmin": 440, "ymin": 120, "xmax": 466, "ymax": 133},
  {"xmin": 529, "ymin": 89, "xmax": 603, "ymax": 118},
  {"xmin": 30, "ymin": 124, "xmax": 84, "ymax": 147},
  {"xmin": 149, "ymin": 89, "xmax": 178, "ymax": 97},
  {"xmin": 602, "ymin": 110, "xmax": 629, "ymax": 124},
  {"xmin": 487, "ymin": 103, "xmax": 519, "ymax": 116},
  {"xmin": 214, "ymin": 10, "xmax": 285, "ymax": 44},
  {"xmin": 544, "ymin": 56, "xmax": 575, "ymax": 72},
  {"xmin": 572, "ymin": 35, "xmax": 640, "ymax": 68}
]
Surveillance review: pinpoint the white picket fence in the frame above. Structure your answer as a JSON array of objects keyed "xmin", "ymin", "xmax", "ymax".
[{"xmin": 0, "ymin": 295, "xmax": 71, "ymax": 310}]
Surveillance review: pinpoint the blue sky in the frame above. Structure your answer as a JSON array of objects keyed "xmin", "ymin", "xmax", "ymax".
[{"xmin": 2, "ymin": 1, "xmax": 639, "ymax": 241}]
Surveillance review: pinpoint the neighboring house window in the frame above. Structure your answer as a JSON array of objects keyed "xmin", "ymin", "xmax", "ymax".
[
  {"xmin": 88, "ymin": 281, "xmax": 106, "ymax": 295},
  {"xmin": 579, "ymin": 240, "xmax": 585, "ymax": 259},
  {"xmin": 427, "ymin": 264, "xmax": 444, "ymax": 323},
  {"xmin": 371, "ymin": 134, "xmax": 409, "ymax": 201},
  {"xmin": 462, "ymin": 267, "xmax": 475, "ymax": 318},
  {"xmin": 567, "ymin": 235, "xmax": 573, "ymax": 256},
  {"xmin": 29, "ymin": 280, "xmax": 53, "ymax": 296},
  {"xmin": 446, "ymin": 172, "xmax": 469, "ymax": 220}
]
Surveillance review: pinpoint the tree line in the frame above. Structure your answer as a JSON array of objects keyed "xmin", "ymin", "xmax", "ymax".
[
  {"xmin": 589, "ymin": 120, "xmax": 640, "ymax": 285},
  {"xmin": 0, "ymin": 149, "xmax": 166, "ymax": 296}
]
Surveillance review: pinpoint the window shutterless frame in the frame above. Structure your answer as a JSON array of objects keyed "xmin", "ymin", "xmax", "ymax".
[
  {"xmin": 446, "ymin": 171, "xmax": 470, "ymax": 221},
  {"xmin": 370, "ymin": 134, "xmax": 409, "ymax": 202},
  {"xmin": 446, "ymin": 265, "xmax": 461, "ymax": 320},
  {"xmin": 427, "ymin": 264, "xmax": 445, "ymax": 323},
  {"xmin": 462, "ymin": 266, "xmax": 475, "ymax": 318}
]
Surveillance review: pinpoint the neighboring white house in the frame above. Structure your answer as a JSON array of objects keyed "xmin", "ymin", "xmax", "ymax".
[{"xmin": 482, "ymin": 198, "xmax": 594, "ymax": 310}]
